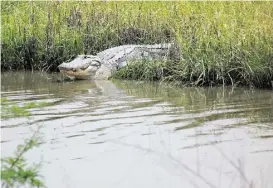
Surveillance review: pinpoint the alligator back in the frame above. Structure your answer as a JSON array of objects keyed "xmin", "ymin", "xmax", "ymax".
[
  {"xmin": 94, "ymin": 43, "xmax": 173, "ymax": 79},
  {"xmin": 97, "ymin": 43, "xmax": 173, "ymax": 66}
]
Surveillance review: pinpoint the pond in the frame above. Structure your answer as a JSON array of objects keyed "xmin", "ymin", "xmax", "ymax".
[{"xmin": 1, "ymin": 71, "xmax": 273, "ymax": 188}]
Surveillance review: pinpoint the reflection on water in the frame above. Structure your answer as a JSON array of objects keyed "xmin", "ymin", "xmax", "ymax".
[{"xmin": 1, "ymin": 71, "xmax": 273, "ymax": 188}]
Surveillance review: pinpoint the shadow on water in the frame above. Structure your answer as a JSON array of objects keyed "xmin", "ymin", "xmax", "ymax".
[{"xmin": 1, "ymin": 71, "xmax": 273, "ymax": 188}]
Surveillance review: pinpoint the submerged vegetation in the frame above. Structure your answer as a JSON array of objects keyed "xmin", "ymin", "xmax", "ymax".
[
  {"xmin": 1, "ymin": 1, "xmax": 273, "ymax": 88},
  {"xmin": 1, "ymin": 97, "xmax": 50, "ymax": 119}
]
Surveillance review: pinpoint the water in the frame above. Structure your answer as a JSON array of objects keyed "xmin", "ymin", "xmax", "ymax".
[{"xmin": 1, "ymin": 71, "xmax": 273, "ymax": 188}]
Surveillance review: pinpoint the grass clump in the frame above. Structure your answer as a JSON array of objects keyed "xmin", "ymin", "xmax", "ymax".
[
  {"xmin": 112, "ymin": 60, "xmax": 167, "ymax": 81},
  {"xmin": 1, "ymin": 1, "xmax": 273, "ymax": 88}
]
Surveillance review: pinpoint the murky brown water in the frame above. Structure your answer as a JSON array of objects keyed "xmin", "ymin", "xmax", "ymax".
[{"xmin": 1, "ymin": 71, "xmax": 273, "ymax": 188}]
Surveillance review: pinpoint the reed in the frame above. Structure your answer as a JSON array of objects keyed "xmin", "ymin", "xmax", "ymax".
[{"xmin": 1, "ymin": 1, "xmax": 273, "ymax": 88}]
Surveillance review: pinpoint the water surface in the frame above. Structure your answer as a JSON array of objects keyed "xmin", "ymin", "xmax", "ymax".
[{"xmin": 1, "ymin": 71, "xmax": 273, "ymax": 188}]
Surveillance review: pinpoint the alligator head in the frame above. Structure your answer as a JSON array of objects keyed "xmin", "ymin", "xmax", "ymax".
[{"xmin": 58, "ymin": 55, "xmax": 102, "ymax": 80}]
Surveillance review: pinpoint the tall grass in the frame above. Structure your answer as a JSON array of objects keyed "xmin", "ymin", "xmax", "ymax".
[{"xmin": 1, "ymin": 1, "xmax": 273, "ymax": 88}]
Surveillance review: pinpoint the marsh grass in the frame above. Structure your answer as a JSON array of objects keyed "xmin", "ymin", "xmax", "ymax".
[
  {"xmin": 111, "ymin": 59, "xmax": 167, "ymax": 81},
  {"xmin": 1, "ymin": 1, "xmax": 273, "ymax": 88}
]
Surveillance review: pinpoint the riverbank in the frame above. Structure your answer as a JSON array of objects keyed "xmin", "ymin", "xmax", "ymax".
[{"xmin": 1, "ymin": 1, "xmax": 273, "ymax": 88}]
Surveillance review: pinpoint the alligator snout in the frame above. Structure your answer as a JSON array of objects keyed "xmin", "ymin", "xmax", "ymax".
[{"xmin": 58, "ymin": 55, "xmax": 102, "ymax": 80}]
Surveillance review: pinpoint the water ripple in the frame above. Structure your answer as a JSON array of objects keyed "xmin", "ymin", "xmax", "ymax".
[{"xmin": 1, "ymin": 72, "xmax": 273, "ymax": 188}]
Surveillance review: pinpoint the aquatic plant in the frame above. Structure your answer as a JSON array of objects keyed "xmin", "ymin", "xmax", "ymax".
[
  {"xmin": 1, "ymin": 134, "xmax": 44, "ymax": 188},
  {"xmin": 1, "ymin": 1, "xmax": 273, "ymax": 88},
  {"xmin": 1, "ymin": 98, "xmax": 45, "ymax": 188},
  {"xmin": 1, "ymin": 97, "xmax": 50, "ymax": 119}
]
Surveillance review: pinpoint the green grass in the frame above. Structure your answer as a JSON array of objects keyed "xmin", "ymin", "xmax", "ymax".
[
  {"xmin": 1, "ymin": 1, "xmax": 273, "ymax": 88},
  {"xmin": 111, "ymin": 59, "xmax": 167, "ymax": 81}
]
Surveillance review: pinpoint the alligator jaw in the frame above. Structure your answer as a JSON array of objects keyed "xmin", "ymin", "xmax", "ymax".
[
  {"xmin": 59, "ymin": 68, "xmax": 95, "ymax": 80},
  {"xmin": 58, "ymin": 55, "xmax": 101, "ymax": 80}
]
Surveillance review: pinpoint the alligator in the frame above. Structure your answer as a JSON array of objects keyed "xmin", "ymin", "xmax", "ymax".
[{"xmin": 57, "ymin": 43, "xmax": 174, "ymax": 80}]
